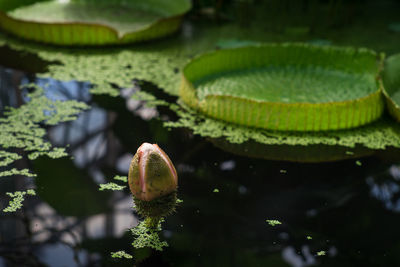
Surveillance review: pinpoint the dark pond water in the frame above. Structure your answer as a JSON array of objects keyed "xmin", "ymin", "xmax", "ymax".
[
  {"xmin": 1, "ymin": 1, "xmax": 400, "ymax": 266},
  {"xmin": 1, "ymin": 63, "xmax": 400, "ymax": 267}
]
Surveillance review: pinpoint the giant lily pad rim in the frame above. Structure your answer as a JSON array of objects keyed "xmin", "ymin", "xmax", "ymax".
[
  {"xmin": 382, "ymin": 53, "xmax": 400, "ymax": 121},
  {"xmin": 0, "ymin": 12, "xmax": 186, "ymax": 40},
  {"xmin": 0, "ymin": 0, "xmax": 192, "ymax": 45},
  {"xmin": 182, "ymin": 43, "xmax": 382, "ymax": 95},
  {"xmin": 180, "ymin": 43, "xmax": 385, "ymax": 131},
  {"xmin": 182, "ymin": 42, "xmax": 380, "ymax": 73}
]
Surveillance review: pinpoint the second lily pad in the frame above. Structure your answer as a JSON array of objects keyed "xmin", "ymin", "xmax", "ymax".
[
  {"xmin": 382, "ymin": 53, "xmax": 400, "ymax": 122},
  {"xmin": 180, "ymin": 43, "xmax": 384, "ymax": 131},
  {"xmin": 0, "ymin": 0, "xmax": 191, "ymax": 45}
]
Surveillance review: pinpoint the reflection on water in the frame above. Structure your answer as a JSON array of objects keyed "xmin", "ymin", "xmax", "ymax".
[
  {"xmin": 367, "ymin": 165, "xmax": 400, "ymax": 212},
  {"xmin": 282, "ymin": 245, "xmax": 317, "ymax": 267},
  {"xmin": 1, "ymin": 65, "xmax": 400, "ymax": 266},
  {"xmin": 0, "ymin": 67, "xmax": 138, "ymax": 266},
  {"xmin": 0, "ymin": 67, "xmax": 19, "ymax": 111}
]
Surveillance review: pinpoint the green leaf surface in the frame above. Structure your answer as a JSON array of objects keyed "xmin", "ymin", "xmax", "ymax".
[
  {"xmin": 0, "ymin": 0, "xmax": 191, "ymax": 45},
  {"xmin": 181, "ymin": 44, "xmax": 384, "ymax": 131},
  {"xmin": 195, "ymin": 66, "xmax": 376, "ymax": 103},
  {"xmin": 382, "ymin": 53, "xmax": 400, "ymax": 122}
]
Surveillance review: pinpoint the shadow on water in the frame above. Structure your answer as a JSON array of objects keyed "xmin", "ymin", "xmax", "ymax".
[{"xmin": 0, "ymin": 45, "xmax": 55, "ymax": 74}]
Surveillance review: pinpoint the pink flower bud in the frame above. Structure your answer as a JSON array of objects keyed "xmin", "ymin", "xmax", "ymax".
[{"xmin": 128, "ymin": 143, "xmax": 178, "ymax": 202}]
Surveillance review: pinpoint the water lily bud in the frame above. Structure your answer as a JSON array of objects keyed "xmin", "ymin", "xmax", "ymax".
[
  {"xmin": 128, "ymin": 143, "xmax": 178, "ymax": 219},
  {"xmin": 128, "ymin": 143, "xmax": 178, "ymax": 202}
]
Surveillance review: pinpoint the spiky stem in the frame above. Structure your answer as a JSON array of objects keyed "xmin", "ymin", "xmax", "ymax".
[{"xmin": 133, "ymin": 191, "xmax": 177, "ymax": 218}]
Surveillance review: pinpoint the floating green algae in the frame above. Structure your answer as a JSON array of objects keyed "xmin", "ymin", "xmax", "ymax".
[
  {"xmin": 0, "ymin": 150, "xmax": 21, "ymax": 167},
  {"xmin": 113, "ymin": 175, "xmax": 128, "ymax": 182},
  {"xmin": 0, "ymin": 84, "xmax": 88, "ymax": 178},
  {"xmin": 0, "ymin": 84, "xmax": 88, "ymax": 212},
  {"xmin": 99, "ymin": 182, "xmax": 126, "ymax": 191},
  {"xmin": 131, "ymin": 219, "xmax": 168, "ymax": 251},
  {"xmin": 111, "ymin": 251, "xmax": 133, "ymax": 259},
  {"xmin": 266, "ymin": 219, "xmax": 282, "ymax": 226},
  {"xmin": 317, "ymin": 251, "xmax": 326, "ymax": 256},
  {"xmin": 3, "ymin": 189, "xmax": 36, "ymax": 212},
  {"xmin": 98, "ymin": 175, "xmax": 128, "ymax": 191},
  {"xmin": 165, "ymin": 104, "xmax": 400, "ymax": 150},
  {"xmin": 0, "ymin": 168, "xmax": 36, "ymax": 177},
  {"xmin": 0, "ymin": 20, "xmax": 399, "ymax": 156}
]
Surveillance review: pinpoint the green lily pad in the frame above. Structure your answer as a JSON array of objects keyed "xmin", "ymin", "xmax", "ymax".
[
  {"xmin": 180, "ymin": 43, "xmax": 384, "ymax": 131},
  {"xmin": 0, "ymin": 0, "xmax": 191, "ymax": 45},
  {"xmin": 382, "ymin": 53, "xmax": 400, "ymax": 122}
]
